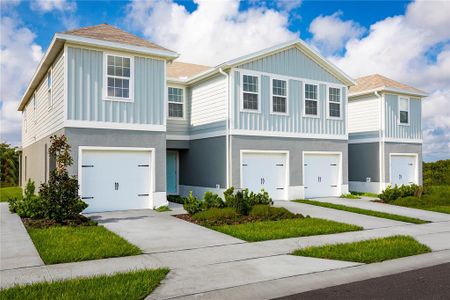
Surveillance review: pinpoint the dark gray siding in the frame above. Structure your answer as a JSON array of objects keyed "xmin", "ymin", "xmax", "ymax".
[{"xmin": 348, "ymin": 143, "xmax": 380, "ymax": 182}]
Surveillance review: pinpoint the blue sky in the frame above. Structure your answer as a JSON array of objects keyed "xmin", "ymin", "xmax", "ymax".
[{"xmin": 1, "ymin": 0, "xmax": 449, "ymax": 161}]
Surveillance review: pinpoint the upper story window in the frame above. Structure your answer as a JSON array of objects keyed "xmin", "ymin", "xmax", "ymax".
[
  {"xmin": 242, "ymin": 74, "xmax": 259, "ymax": 111},
  {"xmin": 399, "ymin": 97, "xmax": 409, "ymax": 124},
  {"xmin": 104, "ymin": 54, "xmax": 134, "ymax": 101},
  {"xmin": 304, "ymin": 83, "xmax": 318, "ymax": 116},
  {"xmin": 271, "ymin": 79, "xmax": 287, "ymax": 114},
  {"xmin": 328, "ymin": 87, "xmax": 341, "ymax": 118},
  {"xmin": 47, "ymin": 70, "xmax": 53, "ymax": 108},
  {"xmin": 168, "ymin": 87, "xmax": 184, "ymax": 118}
]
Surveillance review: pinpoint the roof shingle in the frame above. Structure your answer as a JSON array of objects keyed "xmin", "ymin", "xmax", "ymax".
[
  {"xmin": 349, "ymin": 74, "xmax": 426, "ymax": 96},
  {"xmin": 167, "ymin": 61, "xmax": 213, "ymax": 80},
  {"xmin": 63, "ymin": 24, "xmax": 172, "ymax": 52}
]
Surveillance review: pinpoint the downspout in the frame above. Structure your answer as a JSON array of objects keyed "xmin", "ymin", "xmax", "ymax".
[
  {"xmin": 219, "ymin": 68, "xmax": 230, "ymax": 188},
  {"xmin": 375, "ymin": 91, "xmax": 384, "ymax": 192}
]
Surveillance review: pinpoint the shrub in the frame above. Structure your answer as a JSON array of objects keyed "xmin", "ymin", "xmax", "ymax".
[
  {"xmin": 203, "ymin": 191, "xmax": 225, "ymax": 209},
  {"xmin": 183, "ymin": 192, "xmax": 203, "ymax": 215},
  {"xmin": 223, "ymin": 187, "xmax": 273, "ymax": 215},
  {"xmin": 9, "ymin": 180, "xmax": 46, "ymax": 219},
  {"xmin": 167, "ymin": 195, "xmax": 187, "ymax": 204},
  {"xmin": 249, "ymin": 205, "xmax": 302, "ymax": 220},
  {"xmin": 245, "ymin": 189, "xmax": 273, "ymax": 206},
  {"xmin": 192, "ymin": 207, "xmax": 238, "ymax": 225},
  {"xmin": 38, "ymin": 135, "xmax": 87, "ymax": 223},
  {"xmin": 379, "ymin": 184, "xmax": 420, "ymax": 203}
]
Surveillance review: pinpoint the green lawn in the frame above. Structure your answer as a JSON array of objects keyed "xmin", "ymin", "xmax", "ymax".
[
  {"xmin": 387, "ymin": 186, "xmax": 450, "ymax": 214},
  {"xmin": 293, "ymin": 200, "xmax": 429, "ymax": 224},
  {"xmin": 211, "ymin": 218, "xmax": 362, "ymax": 242},
  {"xmin": 350, "ymin": 191, "xmax": 379, "ymax": 198},
  {"xmin": 340, "ymin": 193, "xmax": 361, "ymax": 199},
  {"xmin": 292, "ymin": 235, "xmax": 431, "ymax": 263},
  {"xmin": 27, "ymin": 225, "xmax": 142, "ymax": 264},
  {"xmin": 0, "ymin": 268, "xmax": 169, "ymax": 300},
  {"xmin": 0, "ymin": 186, "xmax": 22, "ymax": 202}
]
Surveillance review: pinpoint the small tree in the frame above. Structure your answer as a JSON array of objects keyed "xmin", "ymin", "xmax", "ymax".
[{"xmin": 39, "ymin": 135, "xmax": 87, "ymax": 222}]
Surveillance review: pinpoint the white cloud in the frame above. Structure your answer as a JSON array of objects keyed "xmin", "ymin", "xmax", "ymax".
[
  {"xmin": 0, "ymin": 17, "xmax": 43, "ymax": 145},
  {"xmin": 126, "ymin": 0, "xmax": 299, "ymax": 65},
  {"xmin": 309, "ymin": 11, "xmax": 365, "ymax": 55},
  {"xmin": 31, "ymin": 0, "xmax": 76, "ymax": 13},
  {"xmin": 319, "ymin": 0, "xmax": 450, "ymax": 161}
]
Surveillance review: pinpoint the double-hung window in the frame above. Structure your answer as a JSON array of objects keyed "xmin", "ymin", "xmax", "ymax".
[
  {"xmin": 242, "ymin": 74, "xmax": 259, "ymax": 111},
  {"xmin": 168, "ymin": 87, "xmax": 184, "ymax": 118},
  {"xmin": 105, "ymin": 54, "xmax": 133, "ymax": 101},
  {"xmin": 272, "ymin": 79, "xmax": 287, "ymax": 114},
  {"xmin": 304, "ymin": 83, "xmax": 318, "ymax": 116},
  {"xmin": 47, "ymin": 70, "xmax": 52, "ymax": 108},
  {"xmin": 328, "ymin": 87, "xmax": 341, "ymax": 118},
  {"xmin": 399, "ymin": 97, "xmax": 409, "ymax": 124}
]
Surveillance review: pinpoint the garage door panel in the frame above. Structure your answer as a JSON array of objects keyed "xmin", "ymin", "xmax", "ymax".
[
  {"xmin": 81, "ymin": 149, "xmax": 152, "ymax": 213},
  {"xmin": 390, "ymin": 155, "xmax": 417, "ymax": 186},
  {"xmin": 304, "ymin": 153, "xmax": 340, "ymax": 198},
  {"xmin": 241, "ymin": 152, "xmax": 287, "ymax": 200}
]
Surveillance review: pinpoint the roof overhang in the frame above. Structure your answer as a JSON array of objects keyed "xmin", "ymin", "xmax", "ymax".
[
  {"xmin": 349, "ymin": 86, "xmax": 428, "ymax": 98},
  {"xmin": 18, "ymin": 34, "xmax": 179, "ymax": 111}
]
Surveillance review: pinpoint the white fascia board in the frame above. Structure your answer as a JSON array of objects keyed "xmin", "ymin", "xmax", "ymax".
[
  {"xmin": 349, "ymin": 87, "xmax": 428, "ymax": 98},
  {"xmin": 55, "ymin": 34, "xmax": 179, "ymax": 59}
]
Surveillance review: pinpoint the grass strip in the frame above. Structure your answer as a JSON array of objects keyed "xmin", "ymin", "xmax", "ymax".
[
  {"xmin": 292, "ymin": 235, "xmax": 431, "ymax": 263},
  {"xmin": 0, "ymin": 268, "xmax": 169, "ymax": 300},
  {"xmin": 27, "ymin": 225, "xmax": 142, "ymax": 264},
  {"xmin": 0, "ymin": 186, "xmax": 22, "ymax": 202},
  {"xmin": 293, "ymin": 200, "xmax": 429, "ymax": 224},
  {"xmin": 211, "ymin": 218, "xmax": 362, "ymax": 242}
]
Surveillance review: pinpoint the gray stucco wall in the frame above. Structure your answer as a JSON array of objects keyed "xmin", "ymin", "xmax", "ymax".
[
  {"xmin": 179, "ymin": 136, "xmax": 226, "ymax": 188},
  {"xmin": 64, "ymin": 127, "xmax": 167, "ymax": 192},
  {"xmin": 348, "ymin": 143, "xmax": 380, "ymax": 182},
  {"xmin": 21, "ymin": 130, "xmax": 61, "ymax": 189},
  {"xmin": 230, "ymin": 136, "xmax": 348, "ymax": 188},
  {"xmin": 384, "ymin": 142, "xmax": 422, "ymax": 184}
]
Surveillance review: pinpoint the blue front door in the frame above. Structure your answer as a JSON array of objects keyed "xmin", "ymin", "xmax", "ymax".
[{"xmin": 166, "ymin": 151, "xmax": 177, "ymax": 194}]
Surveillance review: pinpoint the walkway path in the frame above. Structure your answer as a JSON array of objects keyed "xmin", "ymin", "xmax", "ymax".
[{"xmin": 0, "ymin": 203, "xmax": 43, "ymax": 271}]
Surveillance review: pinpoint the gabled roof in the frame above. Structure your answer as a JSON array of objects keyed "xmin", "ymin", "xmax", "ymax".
[
  {"xmin": 349, "ymin": 74, "xmax": 428, "ymax": 97},
  {"xmin": 63, "ymin": 24, "xmax": 171, "ymax": 52},
  {"xmin": 216, "ymin": 39, "xmax": 356, "ymax": 86},
  {"xmin": 167, "ymin": 61, "xmax": 212, "ymax": 80}
]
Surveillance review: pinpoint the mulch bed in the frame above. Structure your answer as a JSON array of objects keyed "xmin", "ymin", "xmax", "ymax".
[
  {"xmin": 22, "ymin": 215, "xmax": 97, "ymax": 229},
  {"xmin": 174, "ymin": 213, "xmax": 305, "ymax": 227}
]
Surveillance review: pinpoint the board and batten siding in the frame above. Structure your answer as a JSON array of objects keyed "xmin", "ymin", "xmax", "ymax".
[
  {"xmin": 167, "ymin": 86, "xmax": 191, "ymax": 136},
  {"xmin": 66, "ymin": 46, "xmax": 165, "ymax": 125},
  {"xmin": 384, "ymin": 94, "xmax": 422, "ymax": 140},
  {"xmin": 232, "ymin": 71, "xmax": 346, "ymax": 135},
  {"xmin": 348, "ymin": 95, "xmax": 380, "ymax": 133},
  {"xmin": 22, "ymin": 51, "xmax": 65, "ymax": 148}
]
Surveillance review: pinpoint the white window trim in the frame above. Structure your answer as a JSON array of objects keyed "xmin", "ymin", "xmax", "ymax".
[
  {"xmin": 270, "ymin": 77, "xmax": 289, "ymax": 115},
  {"xmin": 398, "ymin": 96, "xmax": 410, "ymax": 126},
  {"xmin": 326, "ymin": 85, "xmax": 343, "ymax": 120},
  {"xmin": 240, "ymin": 72, "xmax": 261, "ymax": 113},
  {"xmin": 47, "ymin": 68, "xmax": 53, "ymax": 110},
  {"xmin": 167, "ymin": 86, "xmax": 186, "ymax": 120},
  {"xmin": 102, "ymin": 52, "xmax": 135, "ymax": 103},
  {"xmin": 303, "ymin": 82, "xmax": 320, "ymax": 118}
]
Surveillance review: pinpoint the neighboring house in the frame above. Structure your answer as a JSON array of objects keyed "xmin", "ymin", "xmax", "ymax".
[
  {"xmin": 348, "ymin": 74, "xmax": 426, "ymax": 194},
  {"xmin": 22, "ymin": 24, "xmax": 415, "ymax": 214}
]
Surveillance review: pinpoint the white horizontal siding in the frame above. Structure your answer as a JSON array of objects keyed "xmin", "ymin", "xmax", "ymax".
[
  {"xmin": 348, "ymin": 95, "xmax": 380, "ymax": 133},
  {"xmin": 190, "ymin": 75, "xmax": 227, "ymax": 126},
  {"xmin": 22, "ymin": 50, "xmax": 65, "ymax": 148}
]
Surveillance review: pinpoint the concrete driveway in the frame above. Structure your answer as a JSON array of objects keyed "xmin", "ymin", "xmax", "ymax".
[{"xmin": 86, "ymin": 209, "xmax": 243, "ymax": 253}]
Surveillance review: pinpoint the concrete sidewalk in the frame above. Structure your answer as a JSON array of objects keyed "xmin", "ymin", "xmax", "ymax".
[
  {"xmin": 0, "ymin": 203, "xmax": 43, "ymax": 271},
  {"xmin": 310, "ymin": 197, "xmax": 450, "ymax": 222},
  {"xmin": 274, "ymin": 201, "xmax": 407, "ymax": 229}
]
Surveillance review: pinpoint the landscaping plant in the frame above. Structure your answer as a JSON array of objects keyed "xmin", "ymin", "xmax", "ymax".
[
  {"xmin": 8, "ymin": 180, "xmax": 46, "ymax": 219},
  {"xmin": 39, "ymin": 135, "xmax": 88, "ymax": 223},
  {"xmin": 183, "ymin": 191, "xmax": 204, "ymax": 215},
  {"xmin": 203, "ymin": 191, "xmax": 225, "ymax": 209},
  {"xmin": 378, "ymin": 184, "xmax": 421, "ymax": 203}
]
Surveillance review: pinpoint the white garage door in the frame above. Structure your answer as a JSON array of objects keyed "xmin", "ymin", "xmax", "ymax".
[
  {"xmin": 241, "ymin": 152, "xmax": 287, "ymax": 200},
  {"xmin": 304, "ymin": 153, "xmax": 340, "ymax": 198},
  {"xmin": 390, "ymin": 154, "xmax": 417, "ymax": 186},
  {"xmin": 80, "ymin": 148, "xmax": 152, "ymax": 213}
]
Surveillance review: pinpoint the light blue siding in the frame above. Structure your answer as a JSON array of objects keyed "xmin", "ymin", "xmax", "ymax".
[
  {"xmin": 349, "ymin": 130, "xmax": 380, "ymax": 140},
  {"xmin": 191, "ymin": 120, "xmax": 226, "ymax": 135},
  {"xmin": 237, "ymin": 48, "xmax": 341, "ymax": 84},
  {"xmin": 385, "ymin": 94, "xmax": 422, "ymax": 139},
  {"xmin": 233, "ymin": 70, "xmax": 346, "ymax": 135},
  {"xmin": 67, "ymin": 46, "xmax": 165, "ymax": 125}
]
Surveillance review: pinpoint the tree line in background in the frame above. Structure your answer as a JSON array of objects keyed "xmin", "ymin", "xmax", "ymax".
[
  {"xmin": 0, "ymin": 143, "xmax": 19, "ymax": 187},
  {"xmin": 1, "ymin": 141, "xmax": 449, "ymax": 187}
]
